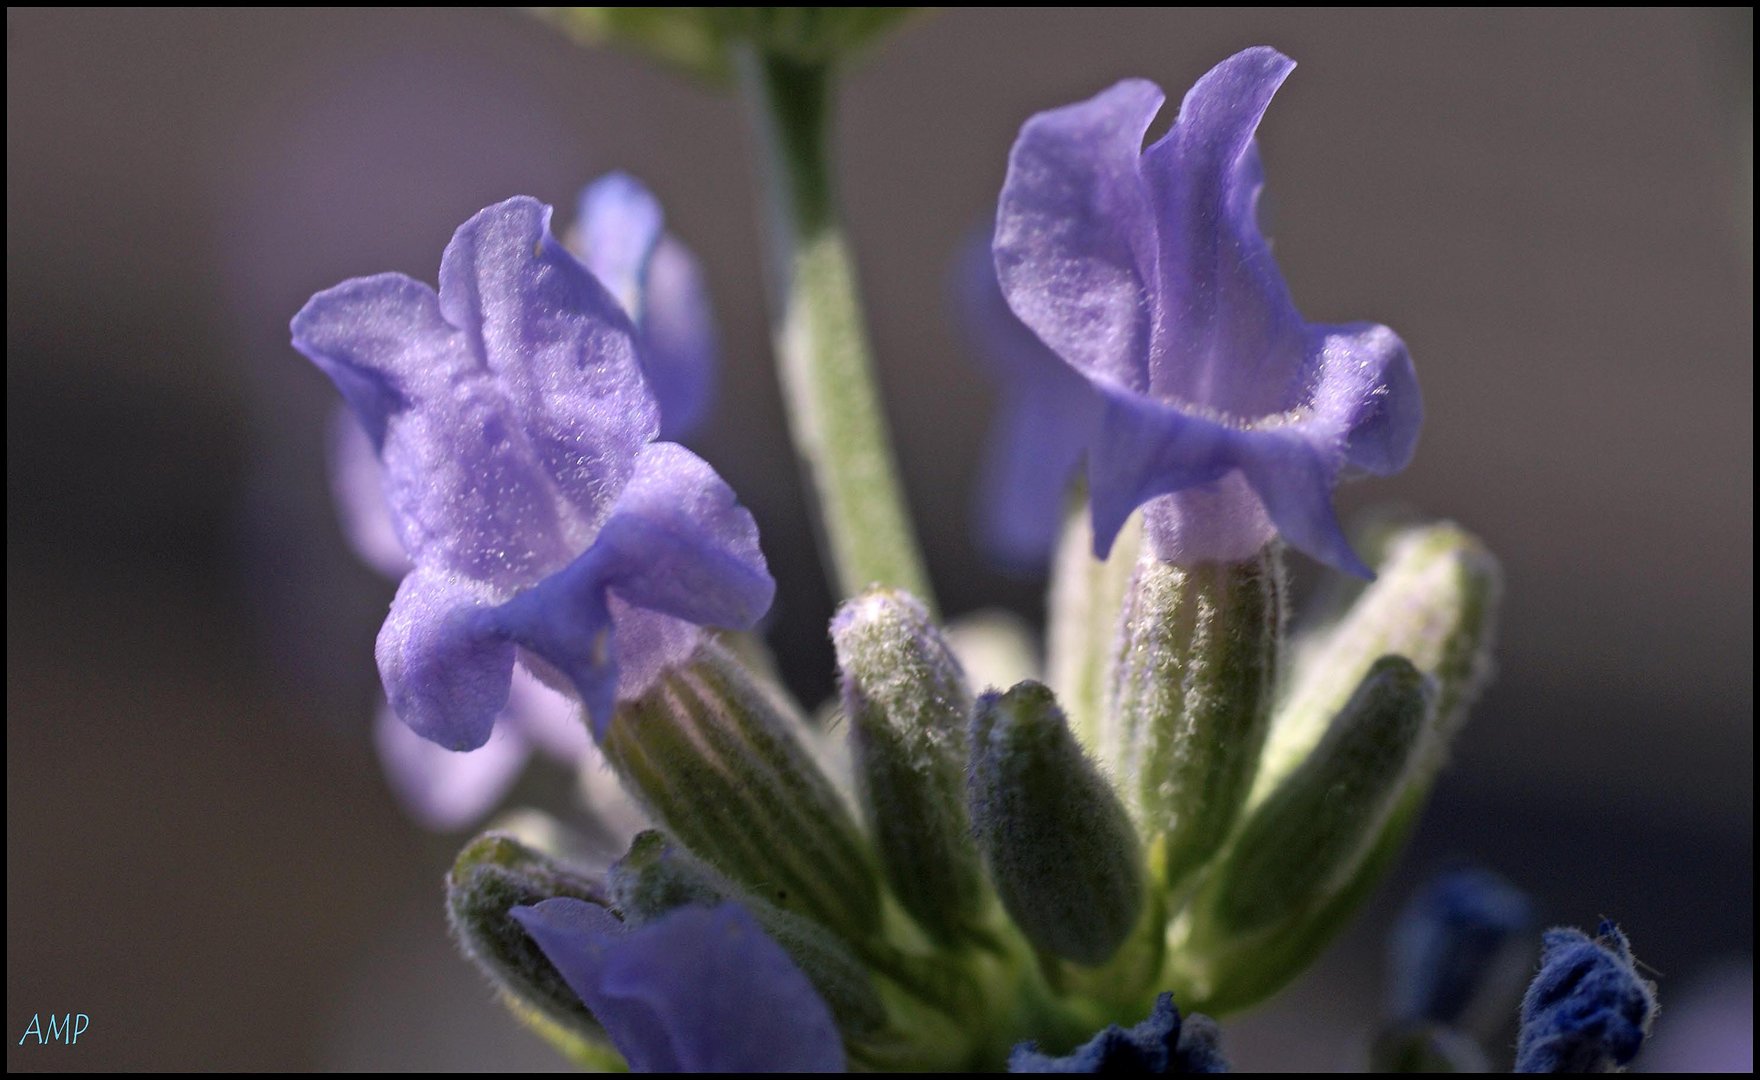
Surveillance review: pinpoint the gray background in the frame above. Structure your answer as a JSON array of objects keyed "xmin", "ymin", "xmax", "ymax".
[{"xmin": 7, "ymin": 8, "xmax": 1751, "ymax": 1071}]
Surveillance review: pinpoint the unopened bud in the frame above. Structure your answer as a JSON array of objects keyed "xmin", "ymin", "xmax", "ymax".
[
  {"xmin": 1257, "ymin": 522, "xmax": 1500, "ymax": 799},
  {"xmin": 602, "ymin": 641, "xmax": 881, "ymax": 940},
  {"xmin": 970, "ymin": 682, "xmax": 1144, "ymax": 965},
  {"xmin": 832, "ymin": 588, "xmax": 986, "ymax": 943},
  {"xmin": 1104, "ymin": 547, "xmax": 1282, "ymax": 891},
  {"xmin": 445, "ymin": 832, "xmax": 614, "ymax": 1060},
  {"xmin": 1201, "ymin": 656, "xmax": 1433, "ymax": 937}
]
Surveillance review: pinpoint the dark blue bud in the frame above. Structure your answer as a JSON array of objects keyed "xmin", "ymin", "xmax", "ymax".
[
  {"xmin": 1388, "ymin": 867, "xmax": 1534, "ymax": 1026},
  {"xmin": 1515, "ymin": 922, "xmax": 1657, "ymax": 1073},
  {"xmin": 1008, "ymin": 993, "xmax": 1229, "ymax": 1073}
]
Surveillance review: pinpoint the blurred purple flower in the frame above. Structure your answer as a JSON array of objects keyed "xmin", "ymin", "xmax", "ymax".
[
  {"xmin": 512, "ymin": 898, "xmax": 845, "ymax": 1072},
  {"xmin": 292, "ymin": 196, "xmax": 773, "ymax": 751},
  {"xmin": 995, "ymin": 47, "xmax": 1421, "ymax": 575},
  {"xmin": 571, "ymin": 173, "xmax": 719, "ymax": 440},
  {"xmin": 955, "ymin": 225, "xmax": 1098, "ymax": 570}
]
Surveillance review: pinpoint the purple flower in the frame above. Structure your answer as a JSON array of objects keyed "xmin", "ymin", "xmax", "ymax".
[
  {"xmin": 292, "ymin": 196, "xmax": 773, "ymax": 751},
  {"xmin": 995, "ymin": 47, "xmax": 1421, "ymax": 575},
  {"xmin": 572, "ymin": 173, "xmax": 719, "ymax": 440},
  {"xmin": 512, "ymin": 898, "xmax": 845, "ymax": 1072},
  {"xmin": 955, "ymin": 226, "xmax": 1098, "ymax": 570}
]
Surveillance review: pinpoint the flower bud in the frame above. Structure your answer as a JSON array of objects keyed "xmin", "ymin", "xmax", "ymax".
[
  {"xmin": 609, "ymin": 830, "xmax": 886, "ymax": 1037},
  {"xmin": 1103, "ymin": 547, "xmax": 1282, "ymax": 891},
  {"xmin": 601, "ymin": 641, "xmax": 881, "ymax": 941},
  {"xmin": 1515, "ymin": 922, "xmax": 1657, "ymax": 1073},
  {"xmin": 832, "ymin": 588, "xmax": 986, "ymax": 944},
  {"xmin": 1201, "ymin": 656, "xmax": 1433, "ymax": 936},
  {"xmin": 1256, "ymin": 522, "xmax": 1501, "ymax": 799},
  {"xmin": 970, "ymin": 682, "xmax": 1144, "ymax": 965},
  {"xmin": 1046, "ymin": 507, "xmax": 1142, "ymax": 749},
  {"xmin": 444, "ymin": 832, "xmax": 618, "ymax": 1065}
]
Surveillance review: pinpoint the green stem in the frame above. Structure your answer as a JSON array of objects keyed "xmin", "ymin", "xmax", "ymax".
[{"xmin": 734, "ymin": 45, "xmax": 934, "ymax": 608}]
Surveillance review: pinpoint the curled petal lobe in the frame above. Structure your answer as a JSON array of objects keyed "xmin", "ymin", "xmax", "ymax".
[
  {"xmin": 1307, "ymin": 322, "xmax": 1422, "ymax": 477},
  {"xmin": 436, "ymin": 196, "xmax": 658, "ymax": 535},
  {"xmin": 487, "ymin": 442, "xmax": 773, "ymax": 735},
  {"xmin": 376, "ymin": 566, "xmax": 517, "ymax": 752},
  {"xmin": 1142, "ymin": 46, "xmax": 1303, "ymax": 416},
  {"xmin": 512, "ymin": 898, "xmax": 845, "ymax": 1072},
  {"xmin": 291, "ymin": 272, "xmax": 461, "ymax": 445},
  {"xmin": 995, "ymin": 78, "xmax": 1163, "ymax": 392}
]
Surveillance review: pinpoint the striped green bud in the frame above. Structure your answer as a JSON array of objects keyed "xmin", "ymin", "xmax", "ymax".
[
  {"xmin": 832, "ymin": 588, "xmax": 986, "ymax": 944},
  {"xmin": 1199, "ymin": 657, "xmax": 1433, "ymax": 936},
  {"xmin": 444, "ymin": 832, "xmax": 620, "ymax": 1068},
  {"xmin": 1046, "ymin": 507, "xmax": 1142, "ymax": 750},
  {"xmin": 970, "ymin": 682, "xmax": 1145, "ymax": 966},
  {"xmin": 1169, "ymin": 524, "xmax": 1502, "ymax": 1014},
  {"xmin": 1256, "ymin": 522, "xmax": 1501, "ymax": 801},
  {"xmin": 608, "ymin": 830, "xmax": 886, "ymax": 1037},
  {"xmin": 1102, "ymin": 547, "xmax": 1282, "ymax": 892},
  {"xmin": 601, "ymin": 641, "xmax": 882, "ymax": 940}
]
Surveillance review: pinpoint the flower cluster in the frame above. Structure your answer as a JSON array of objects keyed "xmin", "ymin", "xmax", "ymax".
[{"xmin": 292, "ymin": 39, "xmax": 1653, "ymax": 1076}]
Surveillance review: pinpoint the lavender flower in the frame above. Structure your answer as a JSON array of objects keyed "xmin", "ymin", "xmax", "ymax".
[
  {"xmin": 955, "ymin": 226, "xmax": 1097, "ymax": 570},
  {"xmin": 512, "ymin": 898, "xmax": 845, "ymax": 1072},
  {"xmin": 571, "ymin": 173, "xmax": 718, "ymax": 439},
  {"xmin": 292, "ymin": 196, "xmax": 772, "ymax": 751},
  {"xmin": 994, "ymin": 47, "xmax": 1421, "ymax": 575}
]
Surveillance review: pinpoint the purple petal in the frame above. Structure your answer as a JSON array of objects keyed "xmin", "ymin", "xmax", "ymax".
[
  {"xmin": 437, "ymin": 196, "xmax": 658, "ymax": 536},
  {"xmin": 294, "ymin": 246, "xmax": 584, "ymax": 586},
  {"xmin": 1141, "ymin": 46, "xmax": 1306, "ymax": 417},
  {"xmin": 640, "ymin": 236, "xmax": 718, "ymax": 439},
  {"xmin": 487, "ymin": 442, "xmax": 773, "ymax": 735},
  {"xmin": 575, "ymin": 172, "xmax": 665, "ymax": 317},
  {"xmin": 995, "ymin": 79, "xmax": 1164, "ymax": 393},
  {"xmin": 373, "ymin": 701, "xmax": 529, "ymax": 830},
  {"xmin": 376, "ymin": 566, "xmax": 516, "ymax": 751},
  {"xmin": 1307, "ymin": 321, "xmax": 1422, "ymax": 477},
  {"xmin": 512, "ymin": 899, "xmax": 845, "ymax": 1072},
  {"xmin": 956, "ymin": 228, "xmax": 1099, "ymax": 568},
  {"xmin": 574, "ymin": 175, "xmax": 718, "ymax": 440},
  {"xmin": 326, "ymin": 406, "xmax": 411, "ymax": 578},
  {"xmin": 290, "ymin": 272, "xmax": 461, "ymax": 446}
]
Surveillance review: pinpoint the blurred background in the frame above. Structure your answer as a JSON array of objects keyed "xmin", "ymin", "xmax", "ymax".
[{"xmin": 7, "ymin": 8, "xmax": 1751, "ymax": 1071}]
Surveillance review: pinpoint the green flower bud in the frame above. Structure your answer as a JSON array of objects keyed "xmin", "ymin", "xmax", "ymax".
[
  {"xmin": 970, "ymin": 682, "xmax": 1145, "ymax": 966},
  {"xmin": 1046, "ymin": 507, "xmax": 1142, "ymax": 750},
  {"xmin": 1200, "ymin": 657, "xmax": 1433, "ymax": 936},
  {"xmin": 1169, "ymin": 524, "xmax": 1502, "ymax": 1015},
  {"xmin": 609, "ymin": 830, "xmax": 886, "ymax": 1037},
  {"xmin": 1103, "ymin": 547, "xmax": 1282, "ymax": 892},
  {"xmin": 1255, "ymin": 522, "xmax": 1501, "ymax": 800},
  {"xmin": 832, "ymin": 588, "xmax": 987, "ymax": 944},
  {"xmin": 601, "ymin": 641, "xmax": 882, "ymax": 940},
  {"xmin": 444, "ymin": 832, "xmax": 621, "ymax": 1068}
]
